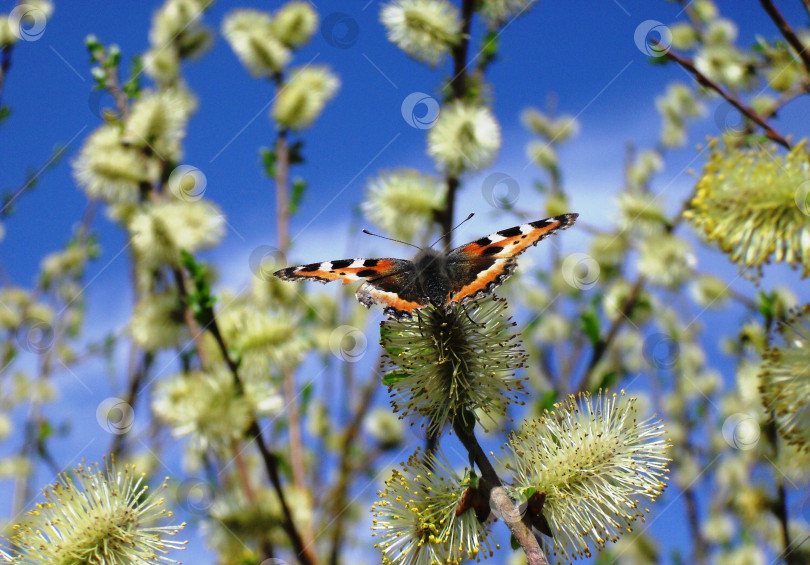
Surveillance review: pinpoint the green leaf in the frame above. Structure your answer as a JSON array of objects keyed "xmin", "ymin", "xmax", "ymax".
[
  {"xmin": 123, "ymin": 55, "xmax": 142, "ymax": 98},
  {"xmin": 510, "ymin": 534, "xmax": 520, "ymax": 551},
  {"xmin": 90, "ymin": 66, "xmax": 107, "ymax": 85},
  {"xmin": 592, "ymin": 371, "xmax": 617, "ymax": 393},
  {"xmin": 106, "ymin": 44, "xmax": 121, "ymax": 68},
  {"xmin": 480, "ymin": 31, "xmax": 499, "ymax": 67},
  {"xmin": 85, "ymin": 34, "xmax": 104, "ymax": 62},
  {"xmin": 382, "ymin": 370, "xmax": 409, "ymax": 386},
  {"xmin": 288, "ymin": 140, "xmax": 305, "ymax": 165},
  {"xmin": 537, "ymin": 389, "xmax": 557, "ymax": 412},
  {"xmin": 180, "ymin": 250, "xmax": 217, "ymax": 327},
  {"xmin": 261, "ymin": 147, "xmax": 277, "ymax": 178},
  {"xmin": 38, "ymin": 420, "xmax": 53, "ymax": 442},
  {"xmin": 757, "ymin": 290, "xmax": 776, "ymax": 325},
  {"xmin": 0, "ymin": 105, "xmax": 10, "ymax": 124},
  {"xmin": 290, "ymin": 178, "xmax": 306, "ymax": 214},
  {"xmin": 300, "ymin": 382, "xmax": 313, "ymax": 413},
  {"xmin": 581, "ymin": 307, "xmax": 601, "ymax": 346}
]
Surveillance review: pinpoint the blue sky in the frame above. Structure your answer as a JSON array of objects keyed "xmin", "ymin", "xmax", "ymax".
[{"xmin": 2, "ymin": 1, "xmax": 809, "ymax": 563}]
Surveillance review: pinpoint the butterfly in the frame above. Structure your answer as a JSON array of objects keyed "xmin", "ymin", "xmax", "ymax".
[{"xmin": 274, "ymin": 213, "xmax": 578, "ymax": 319}]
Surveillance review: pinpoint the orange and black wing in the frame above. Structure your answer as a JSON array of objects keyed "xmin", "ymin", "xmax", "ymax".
[
  {"xmin": 274, "ymin": 258, "xmax": 427, "ymax": 319},
  {"xmin": 446, "ymin": 213, "xmax": 578, "ymax": 304}
]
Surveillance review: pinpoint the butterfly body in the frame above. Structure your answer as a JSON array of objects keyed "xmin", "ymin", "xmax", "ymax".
[{"xmin": 274, "ymin": 213, "xmax": 578, "ymax": 319}]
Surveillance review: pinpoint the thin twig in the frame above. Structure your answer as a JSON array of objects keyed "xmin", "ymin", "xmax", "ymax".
[
  {"xmin": 579, "ymin": 277, "xmax": 645, "ymax": 392},
  {"xmin": 766, "ymin": 420, "xmax": 801, "ymax": 565},
  {"xmin": 271, "ymin": 99, "xmax": 311, "ymax": 544},
  {"xmin": 759, "ymin": 0, "xmax": 810, "ymax": 76},
  {"xmin": 327, "ymin": 361, "xmax": 380, "ymax": 565},
  {"xmin": 438, "ymin": 0, "xmax": 475, "ymax": 253},
  {"xmin": 110, "ymin": 352, "xmax": 153, "ymax": 457},
  {"xmin": 452, "ymin": 421, "xmax": 549, "ymax": 565},
  {"xmin": 654, "ymin": 40, "xmax": 791, "ymax": 149},
  {"xmin": 176, "ymin": 267, "xmax": 317, "ymax": 565}
]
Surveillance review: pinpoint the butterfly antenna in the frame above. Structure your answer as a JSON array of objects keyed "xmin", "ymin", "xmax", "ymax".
[
  {"xmin": 429, "ymin": 212, "xmax": 475, "ymax": 249},
  {"xmin": 361, "ymin": 229, "xmax": 422, "ymax": 250}
]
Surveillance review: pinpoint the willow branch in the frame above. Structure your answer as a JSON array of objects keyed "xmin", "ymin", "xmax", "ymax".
[
  {"xmin": 453, "ymin": 421, "xmax": 549, "ymax": 565},
  {"xmin": 272, "ymin": 114, "xmax": 309, "ymax": 547},
  {"xmin": 174, "ymin": 267, "xmax": 316, "ymax": 565},
  {"xmin": 759, "ymin": 0, "xmax": 810, "ymax": 76},
  {"xmin": 654, "ymin": 41, "xmax": 790, "ymax": 149},
  {"xmin": 437, "ymin": 0, "xmax": 475, "ymax": 253},
  {"xmin": 327, "ymin": 362, "xmax": 380, "ymax": 565},
  {"xmin": 110, "ymin": 352, "xmax": 153, "ymax": 457},
  {"xmin": 766, "ymin": 420, "xmax": 801, "ymax": 565},
  {"xmin": 578, "ymin": 277, "xmax": 645, "ymax": 392}
]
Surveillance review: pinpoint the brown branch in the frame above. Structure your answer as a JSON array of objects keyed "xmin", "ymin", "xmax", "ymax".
[
  {"xmin": 766, "ymin": 420, "xmax": 801, "ymax": 565},
  {"xmin": 681, "ymin": 452, "xmax": 708, "ymax": 564},
  {"xmin": 449, "ymin": 0, "xmax": 475, "ymax": 100},
  {"xmin": 452, "ymin": 420, "xmax": 549, "ymax": 565},
  {"xmin": 579, "ymin": 277, "xmax": 645, "ymax": 392},
  {"xmin": 759, "ymin": 0, "xmax": 810, "ymax": 77},
  {"xmin": 92, "ymin": 47, "xmax": 129, "ymax": 120},
  {"xmin": 174, "ymin": 266, "xmax": 316, "ymax": 565},
  {"xmin": 271, "ymin": 96, "xmax": 310, "ymax": 543},
  {"xmin": 327, "ymin": 362, "xmax": 380, "ymax": 565},
  {"xmin": 437, "ymin": 0, "xmax": 475, "ymax": 253},
  {"xmin": 654, "ymin": 40, "xmax": 791, "ymax": 149},
  {"xmin": 275, "ymin": 127, "xmax": 291, "ymax": 257},
  {"xmin": 110, "ymin": 352, "xmax": 153, "ymax": 457}
]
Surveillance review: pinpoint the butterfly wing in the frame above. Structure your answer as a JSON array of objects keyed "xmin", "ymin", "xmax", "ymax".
[
  {"xmin": 274, "ymin": 258, "xmax": 427, "ymax": 318},
  {"xmin": 446, "ymin": 213, "xmax": 578, "ymax": 304},
  {"xmin": 274, "ymin": 258, "xmax": 404, "ymax": 284},
  {"xmin": 355, "ymin": 261, "xmax": 429, "ymax": 319}
]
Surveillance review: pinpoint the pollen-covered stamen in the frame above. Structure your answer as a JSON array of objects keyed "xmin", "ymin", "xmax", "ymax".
[
  {"xmin": 11, "ymin": 460, "xmax": 186, "ymax": 565},
  {"xmin": 371, "ymin": 448, "xmax": 495, "ymax": 565},
  {"xmin": 380, "ymin": 297, "xmax": 527, "ymax": 436},
  {"xmin": 497, "ymin": 391, "xmax": 670, "ymax": 564},
  {"xmin": 759, "ymin": 304, "xmax": 810, "ymax": 452}
]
